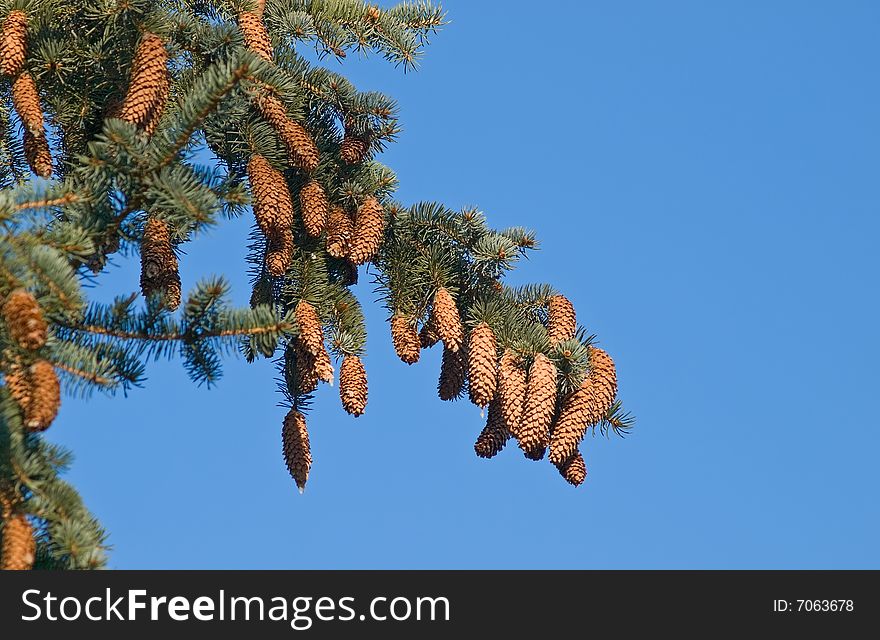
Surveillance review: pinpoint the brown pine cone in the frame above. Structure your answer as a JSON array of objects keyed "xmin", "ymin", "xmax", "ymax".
[
  {"xmin": 118, "ymin": 33, "xmax": 169, "ymax": 131},
  {"xmin": 23, "ymin": 129, "xmax": 52, "ymax": 178},
  {"xmin": 22, "ymin": 359, "xmax": 60, "ymax": 432},
  {"xmin": 432, "ymin": 287, "xmax": 464, "ymax": 352},
  {"xmin": 326, "ymin": 205, "xmax": 353, "ymax": 258},
  {"xmin": 556, "ymin": 451, "xmax": 587, "ymax": 487},
  {"xmin": 140, "ymin": 217, "xmax": 181, "ymax": 310},
  {"xmin": 348, "ymin": 196, "xmax": 385, "ymax": 265},
  {"xmin": 300, "ymin": 179, "xmax": 329, "ymax": 237},
  {"xmin": 4, "ymin": 363, "xmax": 31, "ymax": 412},
  {"xmin": 339, "ymin": 355, "xmax": 368, "ymax": 416},
  {"xmin": 0, "ymin": 10, "xmax": 28, "ymax": 77},
  {"xmin": 0, "ymin": 512, "xmax": 35, "ymax": 570},
  {"xmin": 474, "ymin": 399, "xmax": 509, "ymax": 459},
  {"xmin": 265, "ymin": 226, "xmax": 293, "ymax": 277},
  {"xmin": 419, "ymin": 315, "xmax": 441, "ymax": 349},
  {"xmin": 294, "ymin": 300, "xmax": 324, "ymax": 357},
  {"xmin": 390, "ymin": 314, "xmax": 420, "ymax": 365},
  {"xmin": 238, "ymin": 10, "xmax": 273, "ymax": 61},
  {"xmin": 2, "ymin": 289, "xmax": 47, "ymax": 350},
  {"xmin": 518, "ymin": 353, "xmax": 557, "ymax": 460},
  {"xmin": 467, "ymin": 323, "xmax": 497, "ymax": 407},
  {"xmin": 339, "ymin": 131, "xmax": 369, "ymax": 164},
  {"xmin": 438, "ymin": 345, "xmax": 466, "ymax": 401},
  {"xmin": 498, "ymin": 349, "xmax": 527, "ymax": 440},
  {"xmin": 248, "ymin": 154, "xmax": 295, "ymax": 238},
  {"xmin": 547, "ymin": 294, "xmax": 576, "ymax": 344},
  {"xmin": 290, "ymin": 339, "xmax": 319, "ymax": 394},
  {"xmin": 11, "ymin": 72, "xmax": 43, "ymax": 136},
  {"xmin": 256, "ymin": 93, "xmax": 320, "ymax": 173},
  {"xmin": 282, "ymin": 409, "xmax": 311, "ymax": 493}
]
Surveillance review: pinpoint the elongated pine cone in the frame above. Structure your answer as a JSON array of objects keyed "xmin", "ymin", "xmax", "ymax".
[
  {"xmin": 256, "ymin": 93, "xmax": 319, "ymax": 173},
  {"xmin": 118, "ymin": 33, "xmax": 169, "ymax": 131},
  {"xmin": 248, "ymin": 154, "xmax": 294, "ymax": 237},
  {"xmin": 1, "ymin": 512, "xmax": 35, "ymax": 570},
  {"xmin": 140, "ymin": 217, "xmax": 181, "ymax": 310},
  {"xmin": 419, "ymin": 315, "xmax": 440, "ymax": 349},
  {"xmin": 498, "ymin": 349, "xmax": 527, "ymax": 440},
  {"xmin": 557, "ymin": 451, "xmax": 587, "ymax": 487},
  {"xmin": 339, "ymin": 131, "xmax": 369, "ymax": 164},
  {"xmin": 518, "ymin": 353, "xmax": 557, "ymax": 460},
  {"xmin": 432, "ymin": 287, "xmax": 464, "ymax": 352},
  {"xmin": 265, "ymin": 226, "xmax": 293, "ymax": 277},
  {"xmin": 348, "ymin": 196, "xmax": 385, "ymax": 265},
  {"xmin": 2, "ymin": 289, "xmax": 47, "ymax": 350},
  {"xmin": 282, "ymin": 409, "xmax": 311, "ymax": 493},
  {"xmin": 339, "ymin": 355, "xmax": 367, "ymax": 416},
  {"xmin": 313, "ymin": 342, "xmax": 334, "ymax": 385},
  {"xmin": 549, "ymin": 348, "xmax": 617, "ymax": 466},
  {"xmin": 23, "ymin": 129, "xmax": 52, "ymax": 178},
  {"xmin": 390, "ymin": 314, "xmax": 420, "ymax": 365},
  {"xmin": 547, "ymin": 294, "xmax": 576, "ymax": 344},
  {"xmin": 11, "ymin": 72, "xmax": 43, "ymax": 136},
  {"xmin": 22, "ymin": 360, "xmax": 60, "ymax": 432},
  {"xmin": 474, "ymin": 399, "xmax": 509, "ymax": 459},
  {"xmin": 290, "ymin": 340, "xmax": 319, "ymax": 394},
  {"xmin": 238, "ymin": 10, "xmax": 273, "ymax": 61},
  {"xmin": 326, "ymin": 205, "xmax": 353, "ymax": 258},
  {"xmin": 300, "ymin": 179, "xmax": 329, "ymax": 237},
  {"xmin": 294, "ymin": 300, "xmax": 324, "ymax": 356},
  {"xmin": 0, "ymin": 10, "xmax": 27, "ymax": 77},
  {"xmin": 4, "ymin": 364, "xmax": 31, "ymax": 412},
  {"xmin": 438, "ymin": 345, "xmax": 466, "ymax": 401},
  {"xmin": 467, "ymin": 322, "xmax": 497, "ymax": 407}
]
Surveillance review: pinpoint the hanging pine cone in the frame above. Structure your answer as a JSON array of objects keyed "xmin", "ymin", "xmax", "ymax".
[
  {"xmin": 339, "ymin": 355, "xmax": 367, "ymax": 416},
  {"xmin": 294, "ymin": 300, "xmax": 324, "ymax": 356},
  {"xmin": 0, "ymin": 512, "xmax": 35, "ymax": 570},
  {"xmin": 140, "ymin": 217, "xmax": 181, "ymax": 310},
  {"xmin": 300, "ymin": 179, "xmax": 329, "ymax": 237},
  {"xmin": 282, "ymin": 409, "xmax": 311, "ymax": 493},
  {"xmin": 23, "ymin": 129, "xmax": 52, "ymax": 178},
  {"xmin": 390, "ymin": 314, "xmax": 420, "ymax": 365},
  {"xmin": 549, "ymin": 348, "xmax": 616, "ymax": 466},
  {"xmin": 2, "ymin": 289, "xmax": 47, "ymax": 351},
  {"xmin": 438, "ymin": 345, "xmax": 466, "ymax": 401},
  {"xmin": 142, "ymin": 68, "xmax": 169, "ymax": 137},
  {"xmin": 11, "ymin": 72, "xmax": 43, "ymax": 136},
  {"xmin": 118, "ymin": 32, "xmax": 169, "ymax": 131},
  {"xmin": 339, "ymin": 131, "xmax": 369, "ymax": 165},
  {"xmin": 0, "ymin": 10, "xmax": 27, "ymax": 77},
  {"xmin": 290, "ymin": 340, "xmax": 319, "ymax": 394},
  {"xmin": 432, "ymin": 287, "xmax": 464, "ymax": 352},
  {"xmin": 248, "ymin": 154, "xmax": 295, "ymax": 237},
  {"xmin": 265, "ymin": 226, "xmax": 293, "ymax": 277},
  {"xmin": 348, "ymin": 196, "xmax": 385, "ymax": 265},
  {"xmin": 256, "ymin": 93, "xmax": 320, "ymax": 173},
  {"xmin": 557, "ymin": 451, "xmax": 587, "ymax": 487},
  {"xmin": 314, "ymin": 343, "xmax": 334, "ymax": 385},
  {"xmin": 4, "ymin": 363, "xmax": 31, "ymax": 413},
  {"xmin": 467, "ymin": 322, "xmax": 497, "ymax": 407},
  {"xmin": 238, "ymin": 10, "xmax": 273, "ymax": 61},
  {"xmin": 518, "ymin": 353, "xmax": 557, "ymax": 460},
  {"xmin": 326, "ymin": 205, "xmax": 353, "ymax": 258},
  {"xmin": 419, "ymin": 315, "xmax": 441, "ymax": 349},
  {"xmin": 547, "ymin": 294, "xmax": 576, "ymax": 344},
  {"xmin": 498, "ymin": 349, "xmax": 527, "ymax": 441},
  {"xmin": 474, "ymin": 399, "xmax": 508, "ymax": 459},
  {"xmin": 22, "ymin": 360, "xmax": 60, "ymax": 432}
]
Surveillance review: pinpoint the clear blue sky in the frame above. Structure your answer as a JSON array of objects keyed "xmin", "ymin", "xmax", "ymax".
[{"xmin": 54, "ymin": 1, "xmax": 879, "ymax": 568}]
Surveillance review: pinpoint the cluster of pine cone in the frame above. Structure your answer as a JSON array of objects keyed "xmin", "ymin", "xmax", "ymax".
[
  {"xmin": 1, "ymin": 289, "xmax": 59, "ymax": 570},
  {"xmin": 2, "ymin": 289, "xmax": 60, "ymax": 435},
  {"xmin": 235, "ymin": 5, "xmax": 381, "ymax": 493},
  {"xmin": 396, "ymin": 291, "xmax": 617, "ymax": 487},
  {"xmin": 1, "ymin": 10, "xmax": 52, "ymax": 178}
]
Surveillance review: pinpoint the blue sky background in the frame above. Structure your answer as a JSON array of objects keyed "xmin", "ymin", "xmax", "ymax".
[{"xmin": 53, "ymin": 1, "xmax": 879, "ymax": 568}]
